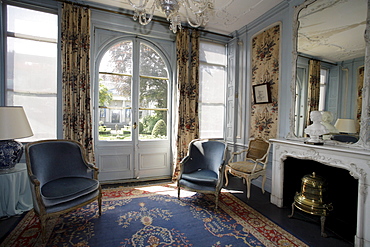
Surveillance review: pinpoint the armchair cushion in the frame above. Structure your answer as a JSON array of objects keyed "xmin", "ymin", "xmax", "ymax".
[
  {"xmin": 228, "ymin": 161, "xmax": 263, "ymax": 174},
  {"xmin": 179, "ymin": 179, "xmax": 217, "ymax": 192},
  {"xmin": 41, "ymin": 177, "xmax": 100, "ymax": 207},
  {"xmin": 181, "ymin": 169, "xmax": 218, "ymax": 185}
]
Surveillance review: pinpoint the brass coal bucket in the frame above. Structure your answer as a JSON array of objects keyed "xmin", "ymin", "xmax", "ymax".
[{"xmin": 289, "ymin": 172, "xmax": 333, "ymax": 237}]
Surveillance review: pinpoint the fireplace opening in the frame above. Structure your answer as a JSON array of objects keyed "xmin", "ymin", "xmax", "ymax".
[{"xmin": 283, "ymin": 157, "xmax": 358, "ymax": 243}]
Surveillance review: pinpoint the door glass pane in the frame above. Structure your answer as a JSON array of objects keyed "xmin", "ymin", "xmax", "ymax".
[
  {"xmin": 139, "ymin": 109, "xmax": 168, "ymax": 140},
  {"xmin": 139, "ymin": 43, "xmax": 169, "ymax": 140},
  {"xmin": 140, "ymin": 43, "xmax": 168, "ymax": 77},
  {"xmin": 100, "ymin": 41, "xmax": 133, "ymax": 74},
  {"xmin": 98, "ymin": 41, "xmax": 133, "ymax": 141}
]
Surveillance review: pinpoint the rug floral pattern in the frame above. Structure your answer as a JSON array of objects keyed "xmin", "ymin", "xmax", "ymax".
[
  {"xmin": 250, "ymin": 24, "xmax": 280, "ymax": 139},
  {"xmin": 1, "ymin": 184, "xmax": 307, "ymax": 247}
]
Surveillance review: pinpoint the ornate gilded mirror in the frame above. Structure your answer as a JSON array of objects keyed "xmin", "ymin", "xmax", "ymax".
[{"xmin": 288, "ymin": 0, "xmax": 370, "ymax": 149}]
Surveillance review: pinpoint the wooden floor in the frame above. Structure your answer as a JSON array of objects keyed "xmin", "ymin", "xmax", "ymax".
[
  {"xmin": 225, "ymin": 176, "xmax": 353, "ymax": 247},
  {"xmin": 0, "ymin": 176, "xmax": 354, "ymax": 246}
]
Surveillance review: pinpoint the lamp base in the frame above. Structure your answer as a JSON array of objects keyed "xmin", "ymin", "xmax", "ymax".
[{"xmin": 0, "ymin": 140, "xmax": 23, "ymax": 170}]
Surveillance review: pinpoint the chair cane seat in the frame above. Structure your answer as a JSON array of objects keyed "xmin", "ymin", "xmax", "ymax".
[{"xmin": 228, "ymin": 161, "xmax": 264, "ymax": 174}]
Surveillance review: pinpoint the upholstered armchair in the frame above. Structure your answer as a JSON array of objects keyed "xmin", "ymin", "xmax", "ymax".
[
  {"xmin": 225, "ymin": 138, "xmax": 270, "ymax": 199},
  {"xmin": 177, "ymin": 139, "xmax": 227, "ymax": 209},
  {"xmin": 25, "ymin": 139, "xmax": 102, "ymax": 239}
]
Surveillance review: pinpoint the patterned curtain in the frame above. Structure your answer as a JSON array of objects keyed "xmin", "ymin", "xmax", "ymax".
[
  {"xmin": 172, "ymin": 29, "xmax": 200, "ymax": 180},
  {"xmin": 306, "ymin": 59, "xmax": 321, "ymax": 127},
  {"xmin": 250, "ymin": 25, "xmax": 280, "ymax": 139},
  {"xmin": 357, "ymin": 66, "xmax": 364, "ymax": 125},
  {"xmin": 61, "ymin": 3, "xmax": 95, "ymax": 163}
]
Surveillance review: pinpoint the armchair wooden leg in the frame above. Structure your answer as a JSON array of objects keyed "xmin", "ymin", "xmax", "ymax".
[
  {"xmin": 261, "ymin": 174, "xmax": 266, "ymax": 194},
  {"xmin": 98, "ymin": 191, "xmax": 102, "ymax": 216},
  {"xmin": 177, "ymin": 186, "xmax": 180, "ymax": 200},
  {"xmin": 40, "ymin": 215, "xmax": 48, "ymax": 243},
  {"xmin": 224, "ymin": 168, "xmax": 229, "ymax": 186},
  {"xmin": 246, "ymin": 178, "xmax": 251, "ymax": 199},
  {"xmin": 215, "ymin": 193, "xmax": 219, "ymax": 209}
]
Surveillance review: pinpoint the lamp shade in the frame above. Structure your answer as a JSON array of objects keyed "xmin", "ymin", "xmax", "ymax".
[
  {"xmin": 0, "ymin": 106, "xmax": 33, "ymax": 140},
  {"xmin": 334, "ymin": 118, "xmax": 357, "ymax": 134}
]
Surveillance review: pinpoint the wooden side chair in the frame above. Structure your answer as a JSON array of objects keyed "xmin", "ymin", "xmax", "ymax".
[{"xmin": 225, "ymin": 138, "xmax": 271, "ymax": 198}]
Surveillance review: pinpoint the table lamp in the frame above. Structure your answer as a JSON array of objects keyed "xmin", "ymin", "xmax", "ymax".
[
  {"xmin": 334, "ymin": 119, "xmax": 357, "ymax": 134},
  {"xmin": 0, "ymin": 106, "xmax": 33, "ymax": 170}
]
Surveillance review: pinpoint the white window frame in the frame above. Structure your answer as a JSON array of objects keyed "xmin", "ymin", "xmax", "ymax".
[
  {"xmin": 3, "ymin": 2, "xmax": 60, "ymax": 142},
  {"xmin": 198, "ymin": 40, "xmax": 227, "ymax": 139}
]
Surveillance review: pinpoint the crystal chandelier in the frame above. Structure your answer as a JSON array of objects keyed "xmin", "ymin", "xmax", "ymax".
[{"xmin": 128, "ymin": 0, "xmax": 213, "ymax": 33}]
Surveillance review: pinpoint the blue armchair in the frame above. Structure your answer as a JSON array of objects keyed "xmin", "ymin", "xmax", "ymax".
[
  {"xmin": 25, "ymin": 139, "xmax": 102, "ymax": 239},
  {"xmin": 177, "ymin": 139, "xmax": 227, "ymax": 209}
]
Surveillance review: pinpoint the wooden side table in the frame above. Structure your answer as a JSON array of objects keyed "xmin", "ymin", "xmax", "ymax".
[{"xmin": 0, "ymin": 163, "xmax": 33, "ymax": 218}]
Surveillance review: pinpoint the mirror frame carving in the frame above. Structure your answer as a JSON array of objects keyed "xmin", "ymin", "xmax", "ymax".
[{"xmin": 287, "ymin": 0, "xmax": 370, "ymax": 150}]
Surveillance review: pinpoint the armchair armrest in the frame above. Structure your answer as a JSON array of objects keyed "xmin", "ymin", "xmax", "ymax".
[
  {"xmin": 28, "ymin": 174, "xmax": 47, "ymax": 211},
  {"xmin": 244, "ymin": 158, "xmax": 264, "ymax": 173},
  {"xmin": 86, "ymin": 163, "xmax": 99, "ymax": 180},
  {"xmin": 180, "ymin": 156, "xmax": 201, "ymax": 174},
  {"xmin": 180, "ymin": 155, "xmax": 190, "ymax": 165},
  {"xmin": 86, "ymin": 163, "xmax": 98, "ymax": 170},
  {"xmin": 29, "ymin": 174, "xmax": 41, "ymax": 186},
  {"xmin": 228, "ymin": 149, "xmax": 248, "ymax": 164},
  {"xmin": 216, "ymin": 162, "xmax": 226, "ymax": 186}
]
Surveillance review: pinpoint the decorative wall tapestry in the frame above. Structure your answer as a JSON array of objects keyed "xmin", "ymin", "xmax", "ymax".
[{"xmin": 250, "ymin": 24, "xmax": 280, "ymax": 139}]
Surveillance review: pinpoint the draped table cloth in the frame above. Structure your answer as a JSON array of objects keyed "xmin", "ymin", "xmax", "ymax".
[{"xmin": 0, "ymin": 163, "xmax": 33, "ymax": 217}]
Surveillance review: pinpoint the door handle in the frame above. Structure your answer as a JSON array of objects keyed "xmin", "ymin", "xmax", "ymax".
[{"xmin": 133, "ymin": 122, "xmax": 137, "ymax": 129}]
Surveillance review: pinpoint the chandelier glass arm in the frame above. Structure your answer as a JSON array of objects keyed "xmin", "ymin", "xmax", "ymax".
[
  {"xmin": 127, "ymin": 0, "xmax": 150, "ymax": 9},
  {"xmin": 128, "ymin": 0, "xmax": 212, "ymax": 32},
  {"xmin": 180, "ymin": 0, "xmax": 211, "ymax": 14},
  {"xmin": 180, "ymin": 0, "xmax": 210, "ymax": 28},
  {"xmin": 129, "ymin": 0, "xmax": 156, "ymax": 26}
]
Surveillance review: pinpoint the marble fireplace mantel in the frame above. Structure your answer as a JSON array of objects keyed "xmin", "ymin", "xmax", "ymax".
[{"xmin": 269, "ymin": 138, "xmax": 369, "ymax": 247}]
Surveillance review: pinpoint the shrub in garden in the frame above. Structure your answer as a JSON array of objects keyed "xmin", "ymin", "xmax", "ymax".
[{"xmin": 152, "ymin": 119, "xmax": 167, "ymax": 137}]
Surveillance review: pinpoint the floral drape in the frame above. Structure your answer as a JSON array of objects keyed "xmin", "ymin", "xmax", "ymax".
[
  {"xmin": 357, "ymin": 66, "xmax": 364, "ymax": 125},
  {"xmin": 61, "ymin": 3, "xmax": 95, "ymax": 163},
  {"xmin": 173, "ymin": 29, "xmax": 200, "ymax": 180},
  {"xmin": 250, "ymin": 25, "xmax": 280, "ymax": 139},
  {"xmin": 306, "ymin": 59, "xmax": 321, "ymax": 127}
]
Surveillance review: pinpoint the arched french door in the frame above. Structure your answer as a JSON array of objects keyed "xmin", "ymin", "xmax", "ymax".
[{"xmin": 95, "ymin": 36, "xmax": 173, "ymax": 181}]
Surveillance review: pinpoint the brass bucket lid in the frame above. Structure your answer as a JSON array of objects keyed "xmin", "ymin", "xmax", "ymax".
[{"xmin": 301, "ymin": 172, "xmax": 326, "ymax": 188}]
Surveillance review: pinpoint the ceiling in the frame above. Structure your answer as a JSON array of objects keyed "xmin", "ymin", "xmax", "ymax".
[
  {"xmin": 84, "ymin": 0, "xmax": 285, "ymax": 35},
  {"xmin": 84, "ymin": 0, "xmax": 367, "ymax": 63},
  {"xmin": 298, "ymin": 0, "xmax": 367, "ymax": 63}
]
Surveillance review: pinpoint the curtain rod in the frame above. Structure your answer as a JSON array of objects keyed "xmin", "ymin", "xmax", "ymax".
[{"xmin": 57, "ymin": 0, "xmax": 233, "ymax": 39}]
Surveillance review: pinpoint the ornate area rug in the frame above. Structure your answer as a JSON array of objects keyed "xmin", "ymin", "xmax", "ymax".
[{"xmin": 1, "ymin": 183, "xmax": 308, "ymax": 247}]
